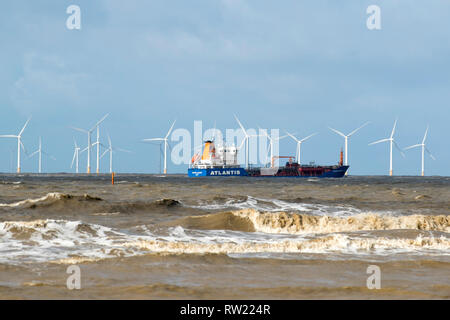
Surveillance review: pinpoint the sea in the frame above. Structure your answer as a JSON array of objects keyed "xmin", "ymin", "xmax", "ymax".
[{"xmin": 0, "ymin": 174, "xmax": 448, "ymax": 299}]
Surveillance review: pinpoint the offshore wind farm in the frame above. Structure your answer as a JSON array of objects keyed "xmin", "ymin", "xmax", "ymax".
[{"xmin": 0, "ymin": 114, "xmax": 441, "ymax": 177}]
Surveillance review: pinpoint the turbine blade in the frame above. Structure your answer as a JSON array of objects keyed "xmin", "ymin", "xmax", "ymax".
[
  {"xmin": 28, "ymin": 150, "xmax": 39, "ymax": 158},
  {"xmin": 0, "ymin": 135, "xmax": 18, "ymax": 138},
  {"xmin": 20, "ymin": 140, "xmax": 27, "ymax": 154},
  {"xmin": 165, "ymin": 120, "xmax": 177, "ymax": 139},
  {"xmin": 422, "ymin": 125, "xmax": 429, "ymax": 144},
  {"xmin": 234, "ymin": 115, "xmax": 248, "ymax": 136},
  {"xmin": 285, "ymin": 131, "xmax": 300, "ymax": 143},
  {"xmin": 274, "ymin": 134, "xmax": 288, "ymax": 141},
  {"xmin": 71, "ymin": 150, "xmax": 77, "ymax": 168},
  {"xmin": 19, "ymin": 117, "xmax": 31, "ymax": 136},
  {"xmin": 100, "ymin": 149, "xmax": 110, "ymax": 159},
  {"xmin": 403, "ymin": 144, "xmax": 421, "ymax": 151},
  {"xmin": 114, "ymin": 147, "xmax": 132, "ymax": 153},
  {"xmin": 90, "ymin": 113, "xmax": 109, "ymax": 131},
  {"xmin": 328, "ymin": 127, "xmax": 346, "ymax": 138},
  {"xmin": 368, "ymin": 138, "xmax": 390, "ymax": 146},
  {"xmin": 300, "ymin": 133, "xmax": 317, "ymax": 143},
  {"xmin": 237, "ymin": 136, "xmax": 247, "ymax": 150},
  {"xmin": 425, "ymin": 147, "xmax": 436, "ymax": 160},
  {"xmin": 70, "ymin": 126, "xmax": 88, "ymax": 134},
  {"xmin": 142, "ymin": 138, "xmax": 165, "ymax": 142},
  {"xmin": 393, "ymin": 140, "xmax": 405, "ymax": 158},
  {"xmin": 80, "ymin": 146, "xmax": 89, "ymax": 153},
  {"xmin": 347, "ymin": 121, "xmax": 370, "ymax": 137},
  {"xmin": 390, "ymin": 118, "xmax": 398, "ymax": 138}
]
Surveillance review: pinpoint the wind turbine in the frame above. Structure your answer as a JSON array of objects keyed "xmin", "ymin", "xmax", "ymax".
[
  {"xmin": 29, "ymin": 137, "xmax": 55, "ymax": 173},
  {"xmin": 234, "ymin": 115, "xmax": 252, "ymax": 169},
  {"xmin": 0, "ymin": 117, "xmax": 31, "ymax": 173},
  {"xmin": 404, "ymin": 125, "xmax": 435, "ymax": 176},
  {"xmin": 71, "ymin": 139, "xmax": 81, "ymax": 173},
  {"xmin": 369, "ymin": 119, "xmax": 404, "ymax": 176},
  {"xmin": 142, "ymin": 120, "xmax": 176, "ymax": 174},
  {"xmin": 285, "ymin": 132, "xmax": 317, "ymax": 165},
  {"xmin": 259, "ymin": 128, "xmax": 287, "ymax": 167},
  {"xmin": 101, "ymin": 135, "xmax": 131, "ymax": 173},
  {"xmin": 71, "ymin": 114, "xmax": 109, "ymax": 174},
  {"xmin": 328, "ymin": 121, "xmax": 370, "ymax": 173}
]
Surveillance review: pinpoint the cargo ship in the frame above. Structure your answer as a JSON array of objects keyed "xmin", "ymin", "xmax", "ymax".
[{"xmin": 188, "ymin": 140, "xmax": 349, "ymax": 178}]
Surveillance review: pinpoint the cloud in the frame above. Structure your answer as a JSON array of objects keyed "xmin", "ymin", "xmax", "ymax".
[{"xmin": 11, "ymin": 53, "xmax": 89, "ymax": 113}]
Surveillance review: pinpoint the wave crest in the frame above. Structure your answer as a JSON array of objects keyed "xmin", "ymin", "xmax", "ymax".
[
  {"xmin": 173, "ymin": 209, "xmax": 450, "ymax": 234},
  {"xmin": 0, "ymin": 192, "xmax": 181, "ymax": 212},
  {"xmin": 125, "ymin": 234, "xmax": 450, "ymax": 255},
  {"xmin": 0, "ymin": 192, "xmax": 102, "ymax": 209}
]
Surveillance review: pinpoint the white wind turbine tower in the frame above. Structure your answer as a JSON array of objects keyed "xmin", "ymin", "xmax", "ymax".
[
  {"xmin": 29, "ymin": 137, "xmax": 55, "ymax": 173},
  {"xmin": 0, "ymin": 117, "xmax": 31, "ymax": 173},
  {"xmin": 259, "ymin": 128, "xmax": 287, "ymax": 167},
  {"xmin": 71, "ymin": 114, "xmax": 109, "ymax": 174},
  {"xmin": 92, "ymin": 126, "xmax": 103, "ymax": 174},
  {"xmin": 404, "ymin": 125, "xmax": 435, "ymax": 176},
  {"xmin": 142, "ymin": 120, "xmax": 176, "ymax": 174},
  {"xmin": 101, "ymin": 135, "xmax": 131, "ymax": 173},
  {"xmin": 328, "ymin": 121, "xmax": 370, "ymax": 173},
  {"xmin": 285, "ymin": 132, "xmax": 317, "ymax": 165},
  {"xmin": 71, "ymin": 139, "xmax": 81, "ymax": 173},
  {"xmin": 369, "ymin": 119, "xmax": 404, "ymax": 176},
  {"xmin": 234, "ymin": 115, "xmax": 252, "ymax": 169}
]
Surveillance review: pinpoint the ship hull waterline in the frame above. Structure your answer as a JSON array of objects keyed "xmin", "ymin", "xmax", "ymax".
[{"xmin": 188, "ymin": 165, "xmax": 349, "ymax": 178}]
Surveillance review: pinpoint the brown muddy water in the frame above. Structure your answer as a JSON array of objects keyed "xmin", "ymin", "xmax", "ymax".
[{"xmin": 0, "ymin": 174, "xmax": 449, "ymax": 299}]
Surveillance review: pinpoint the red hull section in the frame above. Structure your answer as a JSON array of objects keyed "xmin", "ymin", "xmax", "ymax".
[{"xmin": 246, "ymin": 162, "xmax": 349, "ymax": 178}]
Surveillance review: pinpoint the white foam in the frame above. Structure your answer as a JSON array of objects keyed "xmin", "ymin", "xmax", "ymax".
[
  {"xmin": 1, "ymin": 218, "xmax": 448, "ymax": 265},
  {"xmin": 188, "ymin": 196, "xmax": 362, "ymax": 217},
  {"xmin": 0, "ymin": 193, "xmax": 65, "ymax": 208}
]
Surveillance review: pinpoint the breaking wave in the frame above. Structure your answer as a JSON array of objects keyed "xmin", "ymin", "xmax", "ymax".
[
  {"xmin": 188, "ymin": 195, "xmax": 362, "ymax": 216},
  {"xmin": 0, "ymin": 192, "xmax": 180, "ymax": 212},
  {"xmin": 1, "ymin": 215, "xmax": 448, "ymax": 265},
  {"xmin": 0, "ymin": 192, "xmax": 102, "ymax": 209},
  {"xmin": 171, "ymin": 209, "xmax": 450, "ymax": 234},
  {"xmin": 0, "ymin": 219, "xmax": 138, "ymax": 265},
  {"xmin": 125, "ymin": 234, "xmax": 450, "ymax": 256}
]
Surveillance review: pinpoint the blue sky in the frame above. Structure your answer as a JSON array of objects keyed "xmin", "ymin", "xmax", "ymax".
[{"xmin": 0, "ymin": 0, "xmax": 449, "ymax": 175}]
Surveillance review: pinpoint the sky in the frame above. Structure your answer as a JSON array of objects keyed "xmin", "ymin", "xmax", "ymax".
[{"xmin": 0, "ymin": 0, "xmax": 449, "ymax": 175}]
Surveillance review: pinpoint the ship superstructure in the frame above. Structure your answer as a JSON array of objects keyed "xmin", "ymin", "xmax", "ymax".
[{"xmin": 188, "ymin": 140, "xmax": 248, "ymax": 176}]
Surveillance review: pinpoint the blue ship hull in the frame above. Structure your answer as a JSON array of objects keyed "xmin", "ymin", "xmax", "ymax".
[
  {"xmin": 188, "ymin": 165, "xmax": 349, "ymax": 178},
  {"xmin": 188, "ymin": 168, "xmax": 248, "ymax": 177}
]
